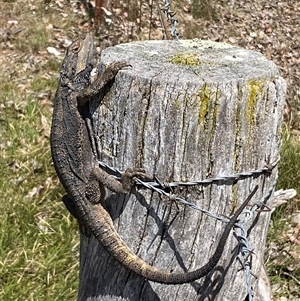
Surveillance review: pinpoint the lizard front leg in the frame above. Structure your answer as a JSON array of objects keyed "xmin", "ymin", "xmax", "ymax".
[
  {"xmin": 92, "ymin": 166, "xmax": 152, "ymax": 195},
  {"xmin": 84, "ymin": 110, "xmax": 151, "ymax": 196},
  {"xmin": 77, "ymin": 61, "xmax": 131, "ymax": 106}
]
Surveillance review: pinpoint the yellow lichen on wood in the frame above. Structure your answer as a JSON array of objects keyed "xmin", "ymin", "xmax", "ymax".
[
  {"xmin": 198, "ymin": 84, "xmax": 211, "ymax": 124},
  {"xmin": 212, "ymin": 88, "xmax": 219, "ymax": 126},
  {"xmin": 232, "ymin": 185, "xmax": 239, "ymax": 212},
  {"xmin": 169, "ymin": 52, "xmax": 199, "ymax": 66},
  {"xmin": 196, "ymin": 84, "xmax": 219, "ymax": 127},
  {"xmin": 233, "ymin": 101, "xmax": 242, "ymax": 171},
  {"xmin": 246, "ymin": 80, "xmax": 263, "ymax": 125}
]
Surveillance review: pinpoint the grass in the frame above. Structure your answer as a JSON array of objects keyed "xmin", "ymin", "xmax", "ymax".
[
  {"xmin": 266, "ymin": 131, "xmax": 300, "ymax": 298},
  {"xmin": 0, "ymin": 0, "xmax": 299, "ymax": 300},
  {"xmin": 277, "ymin": 131, "xmax": 300, "ymax": 192},
  {"xmin": 0, "ymin": 1, "xmax": 80, "ymax": 299},
  {"xmin": 0, "ymin": 72, "xmax": 80, "ymax": 300}
]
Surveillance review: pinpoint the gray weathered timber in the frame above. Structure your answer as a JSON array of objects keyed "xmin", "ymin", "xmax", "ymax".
[
  {"xmin": 51, "ymin": 33, "xmax": 254, "ymax": 289},
  {"xmin": 78, "ymin": 40, "xmax": 286, "ymax": 301}
]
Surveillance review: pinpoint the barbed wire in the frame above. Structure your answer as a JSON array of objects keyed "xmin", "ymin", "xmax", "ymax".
[
  {"xmin": 99, "ymin": 157, "xmax": 279, "ymax": 190},
  {"xmin": 99, "ymin": 158, "xmax": 278, "ymax": 297},
  {"xmin": 161, "ymin": 0, "xmax": 179, "ymax": 40},
  {"xmin": 99, "ymin": 159, "xmax": 277, "ymax": 226},
  {"xmin": 234, "ymin": 174, "xmax": 277, "ymax": 301}
]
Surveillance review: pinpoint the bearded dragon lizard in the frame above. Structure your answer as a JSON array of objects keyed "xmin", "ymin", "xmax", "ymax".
[{"xmin": 50, "ymin": 33, "xmax": 254, "ymax": 284}]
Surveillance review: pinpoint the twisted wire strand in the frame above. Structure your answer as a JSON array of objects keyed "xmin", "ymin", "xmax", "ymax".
[
  {"xmin": 98, "ymin": 159, "xmax": 278, "ymax": 297},
  {"xmin": 98, "ymin": 158, "xmax": 279, "ymax": 189},
  {"xmin": 234, "ymin": 175, "xmax": 277, "ymax": 300},
  {"xmin": 161, "ymin": 0, "xmax": 179, "ymax": 40}
]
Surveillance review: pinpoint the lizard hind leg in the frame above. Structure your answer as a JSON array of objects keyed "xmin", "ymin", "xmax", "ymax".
[
  {"xmin": 85, "ymin": 174, "xmax": 106, "ymax": 205},
  {"xmin": 91, "ymin": 166, "xmax": 152, "ymax": 195}
]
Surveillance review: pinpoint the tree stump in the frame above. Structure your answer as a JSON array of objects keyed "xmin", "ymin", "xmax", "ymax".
[{"xmin": 78, "ymin": 40, "xmax": 286, "ymax": 301}]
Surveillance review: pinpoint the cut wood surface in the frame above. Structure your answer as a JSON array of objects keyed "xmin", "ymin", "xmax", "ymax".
[{"xmin": 78, "ymin": 40, "xmax": 286, "ymax": 301}]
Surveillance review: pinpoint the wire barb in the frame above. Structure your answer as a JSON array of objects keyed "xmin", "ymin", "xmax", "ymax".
[
  {"xmin": 98, "ymin": 159, "xmax": 278, "ymax": 298},
  {"xmin": 161, "ymin": 0, "xmax": 179, "ymax": 40}
]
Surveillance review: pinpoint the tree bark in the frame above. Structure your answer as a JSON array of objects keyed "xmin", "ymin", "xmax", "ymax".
[{"xmin": 78, "ymin": 40, "xmax": 286, "ymax": 301}]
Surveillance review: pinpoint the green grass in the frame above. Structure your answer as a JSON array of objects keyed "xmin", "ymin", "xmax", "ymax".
[
  {"xmin": 0, "ymin": 75, "xmax": 80, "ymax": 300},
  {"xmin": 266, "ymin": 130, "xmax": 300, "ymax": 298},
  {"xmin": 0, "ymin": 1, "xmax": 80, "ymax": 299},
  {"xmin": 277, "ymin": 131, "xmax": 300, "ymax": 192}
]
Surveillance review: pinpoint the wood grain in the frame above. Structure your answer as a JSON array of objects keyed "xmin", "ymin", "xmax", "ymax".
[{"xmin": 78, "ymin": 39, "xmax": 286, "ymax": 301}]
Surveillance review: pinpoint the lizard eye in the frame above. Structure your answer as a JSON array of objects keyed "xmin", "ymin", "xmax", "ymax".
[{"xmin": 70, "ymin": 41, "xmax": 81, "ymax": 53}]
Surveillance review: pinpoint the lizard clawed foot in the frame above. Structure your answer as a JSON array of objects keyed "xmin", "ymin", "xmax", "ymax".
[{"xmin": 121, "ymin": 167, "xmax": 153, "ymax": 193}]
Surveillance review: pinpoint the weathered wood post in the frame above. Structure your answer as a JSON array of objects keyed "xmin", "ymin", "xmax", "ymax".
[{"xmin": 78, "ymin": 40, "xmax": 286, "ymax": 301}]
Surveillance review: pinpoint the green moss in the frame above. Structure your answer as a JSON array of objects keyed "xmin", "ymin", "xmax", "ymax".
[
  {"xmin": 246, "ymin": 80, "xmax": 263, "ymax": 125},
  {"xmin": 169, "ymin": 52, "xmax": 199, "ymax": 66}
]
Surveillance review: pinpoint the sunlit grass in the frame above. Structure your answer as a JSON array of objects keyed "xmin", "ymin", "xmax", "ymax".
[
  {"xmin": 266, "ymin": 130, "xmax": 300, "ymax": 298},
  {"xmin": 0, "ymin": 1, "xmax": 80, "ymax": 299},
  {"xmin": 0, "ymin": 76, "xmax": 80, "ymax": 299}
]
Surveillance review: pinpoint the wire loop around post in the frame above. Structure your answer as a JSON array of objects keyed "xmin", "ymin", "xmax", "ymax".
[{"xmin": 98, "ymin": 158, "xmax": 278, "ymax": 299}]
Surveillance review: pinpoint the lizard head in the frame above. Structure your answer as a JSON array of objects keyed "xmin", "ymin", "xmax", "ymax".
[{"xmin": 61, "ymin": 33, "xmax": 96, "ymax": 81}]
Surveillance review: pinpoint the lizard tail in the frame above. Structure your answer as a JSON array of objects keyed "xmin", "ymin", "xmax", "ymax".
[{"xmin": 83, "ymin": 187, "xmax": 255, "ymax": 284}]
